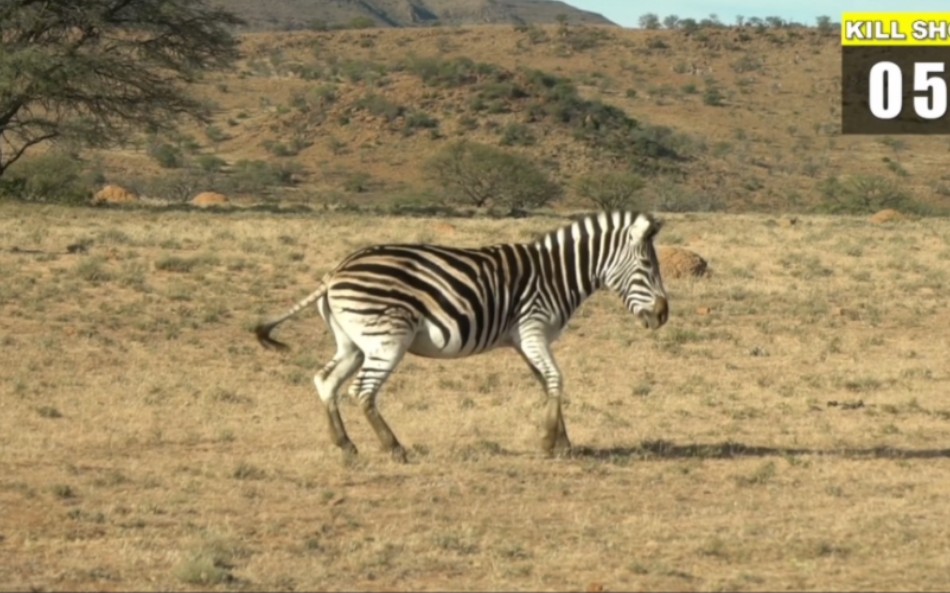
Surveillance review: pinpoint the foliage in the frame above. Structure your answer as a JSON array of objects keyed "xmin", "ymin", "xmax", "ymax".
[
  {"xmin": 649, "ymin": 179, "xmax": 724, "ymax": 212},
  {"xmin": 354, "ymin": 94, "xmax": 405, "ymax": 122},
  {"xmin": 402, "ymin": 56, "xmax": 503, "ymax": 88},
  {"xmin": 223, "ymin": 160, "xmax": 303, "ymax": 194},
  {"xmin": 499, "ymin": 123, "xmax": 536, "ymax": 147},
  {"xmin": 0, "ymin": 150, "xmax": 99, "ymax": 204},
  {"xmin": 114, "ymin": 167, "xmax": 211, "ymax": 202},
  {"xmin": 639, "ymin": 13, "xmax": 661, "ymax": 29},
  {"xmin": 575, "ymin": 172, "xmax": 646, "ymax": 211},
  {"xmin": 425, "ymin": 141, "xmax": 560, "ymax": 211},
  {"xmin": 398, "ymin": 57, "xmax": 687, "ymax": 172},
  {"xmin": 818, "ymin": 175, "xmax": 924, "ymax": 214},
  {"xmin": 148, "ymin": 142, "xmax": 185, "ymax": 169},
  {"xmin": 0, "ymin": 0, "xmax": 243, "ymax": 178}
]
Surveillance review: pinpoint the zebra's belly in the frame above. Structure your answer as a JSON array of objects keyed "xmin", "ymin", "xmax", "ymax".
[{"xmin": 407, "ymin": 318, "xmax": 502, "ymax": 359}]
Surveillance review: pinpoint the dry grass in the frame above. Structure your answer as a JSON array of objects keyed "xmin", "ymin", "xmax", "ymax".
[{"xmin": 2, "ymin": 203, "xmax": 950, "ymax": 591}]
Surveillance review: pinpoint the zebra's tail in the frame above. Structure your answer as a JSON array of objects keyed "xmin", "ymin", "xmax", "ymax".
[{"xmin": 254, "ymin": 282, "xmax": 329, "ymax": 351}]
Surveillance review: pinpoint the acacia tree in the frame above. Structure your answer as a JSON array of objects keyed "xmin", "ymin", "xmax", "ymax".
[
  {"xmin": 0, "ymin": 0, "xmax": 243, "ymax": 178},
  {"xmin": 425, "ymin": 140, "xmax": 561, "ymax": 212}
]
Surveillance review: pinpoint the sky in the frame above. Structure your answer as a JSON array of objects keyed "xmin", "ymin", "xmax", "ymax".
[{"xmin": 562, "ymin": 1, "xmax": 950, "ymax": 28}]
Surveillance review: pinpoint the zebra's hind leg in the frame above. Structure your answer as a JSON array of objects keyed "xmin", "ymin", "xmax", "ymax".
[
  {"xmin": 516, "ymin": 339, "xmax": 572, "ymax": 457},
  {"xmin": 314, "ymin": 333, "xmax": 364, "ymax": 460},
  {"xmin": 350, "ymin": 335, "xmax": 413, "ymax": 463}
]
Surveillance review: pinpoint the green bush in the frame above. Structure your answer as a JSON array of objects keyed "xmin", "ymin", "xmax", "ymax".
[
  {"xmin": 575, "ymin": 172, "xmax": 646, "ymax": 211},
  {"xmin": 404, "ymin": 111, "xmax": 439, "ymax": 133},
  {"xmin": 425, "ymin": 140, "xmax": 561, "ymax": 211},
  {"xmin": 354, "ymin": 93, "xmax": 405, "ymax": 122},
  {"xmin": 347, "ymin": 16, "xmax": 375, "ymax": 30},
  {"xmin": 0, "ymin": 151, "xmax": 97, "ymax": 204},
  {"xmin": 402, "ymin": 56, "xmax": 503, "ymax": 88},
  {"xmin": 196, "ymin": 155, "xmax": 227, "ymax": 173},
  {"xmin": 499, "ymin": 123, "xmax": 537, "ymax": 146},
  {"xmin": 818, "ymin": 175, "xmax": 924, "ymax": 214},
  {"xmin": 148, "ymin": 142, "xmax": 184, "ymax": 168},
  {"xmin": 224, "ymin": 159, "xmax": 302, "ymax": 194}
]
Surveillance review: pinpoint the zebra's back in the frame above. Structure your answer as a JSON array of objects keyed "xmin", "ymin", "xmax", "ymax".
[{"xmin": 327, "ymin": 242, "xmax": 533, "ymax": 358}]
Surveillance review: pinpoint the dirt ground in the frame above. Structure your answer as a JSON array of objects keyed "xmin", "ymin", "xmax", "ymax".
[{"xmin": 1, "ymin": 203, "xmax": 949, "ymax": 591}]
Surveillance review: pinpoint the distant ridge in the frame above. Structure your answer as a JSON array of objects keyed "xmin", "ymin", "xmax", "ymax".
[{"xmin": 216, "ymin": 0, "xmax": 616, "ymax": 31}]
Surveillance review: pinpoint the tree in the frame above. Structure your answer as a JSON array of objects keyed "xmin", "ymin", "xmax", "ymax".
[
  {"xmin": 638, "ymin": 13, "xmax": 661, "ymax": 30},
  {"xmin": 0, "ymin": 0, "xmax": 243, "ymax": 178},
  {"xmin": 425, "ymin": 141, "xmax": 561, "ymax": 212},
  {"xmin": 575, "ymin": 171, "xmax": 646, "ymax": 211},
  {"xmin": 662, "ymin": 15, "xmax": 680, "ymax": 29},
  {"xmin": 815, "ymin": 15, "xmax": 837, "ymax": 35}
]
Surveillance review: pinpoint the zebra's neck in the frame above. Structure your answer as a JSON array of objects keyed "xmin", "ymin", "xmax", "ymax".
[{"xmin": 531, "ymin": 212, "xmax": 631, "ymax": 317}]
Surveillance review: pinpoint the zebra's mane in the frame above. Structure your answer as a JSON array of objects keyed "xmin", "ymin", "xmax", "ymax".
[{"xmin": 530, "ymin": 211, "xmax": 655, "ymax": 247}]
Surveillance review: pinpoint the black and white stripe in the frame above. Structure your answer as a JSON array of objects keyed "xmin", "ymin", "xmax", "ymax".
[{"xmin": 255, "ymin": 211, "xmax": 669, "ymax": 461}]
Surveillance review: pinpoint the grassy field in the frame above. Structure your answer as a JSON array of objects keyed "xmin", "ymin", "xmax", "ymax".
[{"xmin": 1, "ymin": 203, "xmax": 949, "ymax": 591}]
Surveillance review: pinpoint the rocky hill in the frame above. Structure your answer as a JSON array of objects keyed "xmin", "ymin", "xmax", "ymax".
[
  {"xmin": 23, "ymin": 22, "xmax": 949, "ymax": 217},
  {"xmin": 219, "ymin": 0, "xmax": 615, "ymax": 31}
]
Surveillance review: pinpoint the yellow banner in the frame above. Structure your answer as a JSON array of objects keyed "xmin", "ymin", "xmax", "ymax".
[{"xmin": 842, "ymin": 13, "xmax": 950, "ymax": 45}]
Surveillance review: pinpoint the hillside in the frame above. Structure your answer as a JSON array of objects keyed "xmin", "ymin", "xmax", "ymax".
[
  {"xmin": 56, "ymin": 23, "xmax": 950, "ymax": 215},
  {"xmin": 218, "ymin": 0, "xmax": 615, "ymax": 31}
]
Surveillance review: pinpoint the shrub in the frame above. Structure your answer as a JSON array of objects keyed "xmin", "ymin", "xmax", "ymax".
[
  {"xmin": 499, "ymin": 123, "xmax": 537, "ymax": 146},
  {"xmin": 703, "ymin": 86, "xmax": 725, "ymax": 106},
  {"xmin": 818, "ymin": 175, "xmax": 923, "ymax": 214},
  {"xmin": 196, "ymin": 155, "xmax": 227, "ymax": 173},
  {"xmin": 0, "ymin": 150, "xmax": 97, "ymax": 204},
  {"xmin": 204, "ymin": 125, "xmax": 229, "ymax": 147},
  {"xmin": 354, "ymin": 93, "xmax": 405, "ymax": 122},
  {"xmin": 425, "ymin": 141, "xmax": 561, "ymax": 211},
  {"xmin": 225, "ymin": 159, "xmax": 302, "ymax": 194},
  {"xmin": 575, "ymin": 172, "xmax": 646, "ymax": 210},
  {"xmin": 148, "ymin": 142, "xmax": 184, "ymax": 168},
  {"xmin": 404, "ymin": 111, "xmax": 439, "ymax": 133},
  {"xmin": 347, "ymin": 16, "xmax": 375, "ymax": 30},
  {"xmin": 403, "ymin": 56, "xmax": 503, "ymax": 88}
]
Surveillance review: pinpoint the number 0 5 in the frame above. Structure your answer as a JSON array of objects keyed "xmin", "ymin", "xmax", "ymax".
[{"xmin": 869, "ymin": 61, "xmax": 948, "ymax": 120}]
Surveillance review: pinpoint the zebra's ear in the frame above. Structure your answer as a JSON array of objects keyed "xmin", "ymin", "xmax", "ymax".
[{"xmin": 629, "ymin": 213, "xmax": 662, "ymax": 243}]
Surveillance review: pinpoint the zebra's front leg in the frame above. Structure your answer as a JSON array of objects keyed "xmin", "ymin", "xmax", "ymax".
[
  {"xmin": 314, "ymin": 342, "xmax": 364, "ymax": 460},
  {"xmin": 517, "ymin": 339, "xmax": 572, "ymax": 457}
]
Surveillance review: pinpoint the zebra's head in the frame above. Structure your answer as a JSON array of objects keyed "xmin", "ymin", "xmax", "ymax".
[{"xmin": 603, "ymin": 212, "xmax": 669, "ymax": 330}]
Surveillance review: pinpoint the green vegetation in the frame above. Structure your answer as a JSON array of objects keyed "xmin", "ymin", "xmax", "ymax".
[
  {"xmin": 425, "ymin": 140, "xmax": 560, "ymax": 211},
  {"xmin": 819, "ymin": 175, "xmax": 927, "ymax": 215},
  {"xmin": 0, "ymin": 0, "xmax": 242, "ymax": 178},
  {"xmin": 0, "ymin": 150, "xmax": 99, "ymax": 204},
  {"xmin": 575, "ymin": 172, "xmax": 647, "ymax": 211}
]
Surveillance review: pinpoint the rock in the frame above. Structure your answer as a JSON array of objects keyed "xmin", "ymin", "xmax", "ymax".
[
  {"xmin": 91, "ymin": 184, "xmax": 138, "ymax": 205},
  {"xmin": 658, "ymin": 246, "xmax": 708, "ymax": 279},
  {"xmin": 869, "ymin": 209, "xmax": 904, "ymax": 224},
  {"xmin": 191, "ymin": 191, "xmax": 230, "ymax": 208}
]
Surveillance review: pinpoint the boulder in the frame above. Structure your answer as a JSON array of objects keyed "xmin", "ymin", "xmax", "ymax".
[
  {"xmin": 191, "ymin": 191, "xmax": 230, "ymax": 208},
  {"xmin": 869, "ymin": 209, "xmax": 904, "ymax": 224},
  {"xmin": 658, "ymin": 246, "xmax": 708, "ymax": 279},
  {"xmin": 91, "ymin": 184, "xmax": 138, "ymax": 205}
]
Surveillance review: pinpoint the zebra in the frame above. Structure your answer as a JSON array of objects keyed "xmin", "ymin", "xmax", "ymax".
[{"xmin": 254, "ymin": 210, "xmax": 669, "ymax": 462}]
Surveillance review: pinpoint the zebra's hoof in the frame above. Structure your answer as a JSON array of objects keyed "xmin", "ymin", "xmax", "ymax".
[
  {"xmin": 543, "ymin": 442, "xmax": 574, "ymax": 459},
  {"xmin": 338, "ymin": 442, "xmax": 359, "ymax": 463},
  {"xmin": 391, "ymin": 445, "xmax": 409, "ymax": 463}
]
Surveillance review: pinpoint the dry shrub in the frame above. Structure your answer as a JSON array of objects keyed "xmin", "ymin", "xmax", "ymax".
[
  {"xmin": 92, "ymin": 184, "xmax": 138, "ymax": 205},
  {"xmin": 869, "ymin": 209, "xmax": 905, "ymax": 224},
  {"xmin": 658, "ymin": 246, "xmax": 708, "ymax": 279},
  {"xmin": 191, "ymin": 191, "xmax": 230, "ymax": 208}
]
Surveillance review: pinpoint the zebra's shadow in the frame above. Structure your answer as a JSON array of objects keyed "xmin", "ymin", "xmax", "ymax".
[{"xmin": 569, "ymin": 439, "xmax": 950, "ymax": 461}]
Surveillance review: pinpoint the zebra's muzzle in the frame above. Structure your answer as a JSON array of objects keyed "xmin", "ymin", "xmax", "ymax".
[{"xmin": 638, "ymin": 296, "xmax": 669, "ymax": 330}]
